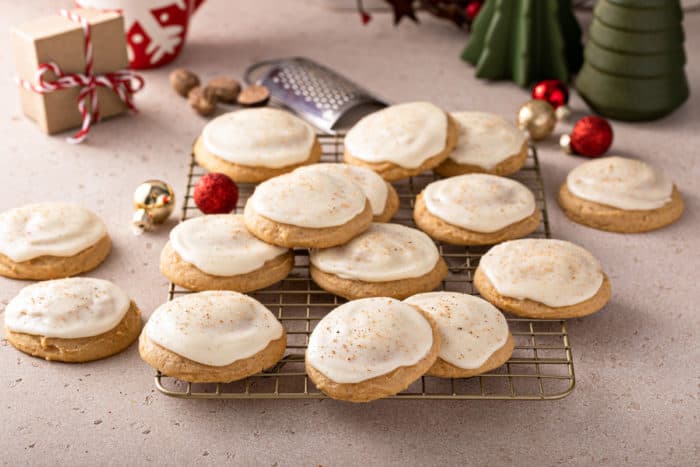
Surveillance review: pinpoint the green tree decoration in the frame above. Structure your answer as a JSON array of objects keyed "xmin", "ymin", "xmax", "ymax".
[
  {"xmin": 576, "ymin": 0, "xmax": 689, "ymax": 121},
  {"xmin": 461, "ymin": 0, "xmax": 583, "ymax": 87}
]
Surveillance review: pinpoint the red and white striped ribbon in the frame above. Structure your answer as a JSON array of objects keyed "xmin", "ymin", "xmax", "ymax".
[{"xmin": 16, "ymin": 9, "xmax": 144, "ymax": 144}]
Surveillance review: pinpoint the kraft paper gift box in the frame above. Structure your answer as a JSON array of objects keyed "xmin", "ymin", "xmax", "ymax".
[{"xmin": 12, "ymin": 8, "xmax": 130, "ymax": 135}]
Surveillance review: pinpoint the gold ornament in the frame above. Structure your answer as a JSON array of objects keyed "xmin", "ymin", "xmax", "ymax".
[
  {"xmin": 555, "ymin": 105, "xmax": 572, "ymax": 122},
  {"xmin": 132, "ymin": 180, "xmax": 175, "ymax": 234},
  {"xmin": 516, "ymin": 100, "xmax": 556, "ymax": 141},
  {"xmin": 559, "ymin": 134, "xmax": 573, "ymax": 154}
]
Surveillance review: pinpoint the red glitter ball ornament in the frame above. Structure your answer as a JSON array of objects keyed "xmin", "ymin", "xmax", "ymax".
[
  {"xmin": 532, "ymin": 79, "xmax": 569, "ymax": 109},
  {"xmin": 194, "ymin": 173, "xmax": 239, "ymax": 214},
  {"xmin": 466, "ymin": 1, "xmax": 482, "ymax": 21},
  {"xmin": 569, "ymin": 116, "xmax": 613, "ymax": 158}
]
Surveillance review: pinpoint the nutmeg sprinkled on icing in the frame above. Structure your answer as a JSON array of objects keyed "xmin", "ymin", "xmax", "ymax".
[
  {"xmin": 144, "ymin": 291, "xmax": 283, "ymax": 367},
  {"xmin": 344, "ymin": 102, "xmax": 448, "ymax": 168},
  {"xmin": 310, "ymin": 223, "xmax": 440, "ymax": 282},
  {"xmin": 447, "ymin": 111, "xmax": 526, "ymax": 169},
  {"xmin": 4, "ymin": 278, "xmax": 130, "ymax": 339},
  {"xmin": 169, "ymin": 214, "xmax": 288, "ymax": 276},
  {"xmin": 479, "ymin": 239, "xmax": 604, "ymax": 307},
  {"xmin": 249, "ymin": 170, "xmax": 367, "ymax": 228},
  {"xmin": 202, "ymin": 108, "xmax": 315, "ymax": 168},
  {"xmin": 422, "ymin": 174, "xmax": 536, "ymax": 232},
  {"xmin": 294, "ymin": 163, "xmax": 388, "ymax": 216},
  {"xmin": 405, "ymin": 292, "xmax": 508, "ymax": 370},
  {"xmin": 0, "ymin": 203, "xmax": 107, "ymax": 262},
  {"xmin": 566, "ymin": 156, "xmax": 673, "ymax": 210},
  {"xmin": 306, "ymin": 297, "xmax": 434, "ymax": 384}
]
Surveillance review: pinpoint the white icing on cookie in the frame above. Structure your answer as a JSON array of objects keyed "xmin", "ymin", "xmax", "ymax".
[
  {"xmin": 202, "ymin": 108, "xmax": 315, "ymax": 168},
  {"xmin": 145, "ymin": 291, "xmax": 283, "ymax": 367},
  {"xmin": 422, "ymin": 174, "xmax": 536, "ymax": 232},
  {"xmin": 405, "ymin": 292, "xmax": 509, "ymax": 370},
  {"xmin": 0, "ymin": 203, "xmax": 107, "ymax": 262},
  {"xmin": 448, "ymin": 111, "xmax": 526, "ymax": 169},
  {"xmin": 4, "ymin": 278, "xmax": 130, "ymax": 339},
  {"xmin": 306, "ymin": 297, "xmax": 434, "ymax": 384},
  {"xmin": 294, "ymin": 164, "xmax": 388, "ymax": 216},
  {"xmin": 249, "ymin": 170, "xmax": 367, "ymax": 228},
  {"xmin": 169, "ymin": 214, "xmax": 288, "ymax": 276},
  {"xmin": 479, "ymin": 239, "xmax": 604, "ymax": 307},
  {"xmin": 344, "ymin": 102, "xmax": 448, "ymax": 168},
  {"xmin": 566, "ymin": 156, "xmax": 673, "ymax": 210},
  {"xmin": 310, "ymin": 223, "xmax": 439, "ymax": 282}
]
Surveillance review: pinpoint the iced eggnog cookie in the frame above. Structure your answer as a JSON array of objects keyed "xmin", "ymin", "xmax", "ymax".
[
  {"xmin": 243, "ymin": 170, "xmax": 372, "ymax": 248},
  {"xmin": 160, "ymin": 214, "xmax": 293, "ymax": 292},
  {"xmin": 474, "ymin": 239, "xmax": 611, "ymax": 319},
  {"xmin": 558, "ymin": 156, "xmax": 684, "ymax": 233},
  {"xmin": 435, "ymin": 111, "xmax": 528, "ymax": 177},
  {"xmin": 405, "ymin": 292, "xmax": 513, "ymax": 378},
  {"xmin": 414, "ymin": 174, "xmax": 540, "ymax": 245},
  {"xmin": 305, "ymin": 297, "xmax": 440, "ymax": 402},
  {"xmin": 4, "ymin": 278, "xmax": 141, "ymax": 362},
  {"xmin": 0, "ymin": 203, "xmax": 111, "ymax": 280},
  {"xmin": 193, "ymin": 108, "xmax": 321, "ymax": 183},
  {"xmin": 309, "ymin": 223, "xmax": 447, "ymax": 300},
  {"xmin": 343, "ymin": 102, "xmax": 459, "ymax": 181},
  {"xmin": 294, "ymin": 163, "xmax": 399, "ymax": 222},
  {"xmin": 139, "ymin": 291, "xmax": 286, "ymax": 383}
]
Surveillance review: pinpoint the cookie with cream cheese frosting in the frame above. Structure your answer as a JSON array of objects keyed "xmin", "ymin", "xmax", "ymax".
[
  {"xmin": 4, "ymin": 278, "xmax": 141, "ymax": 362},
  {"xmin": 0, "ymin": 202, "xmax": 110, "ymax": 280}
]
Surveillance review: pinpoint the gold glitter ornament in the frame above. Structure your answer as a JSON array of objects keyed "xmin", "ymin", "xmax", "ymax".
[
  {"xmin": 132, "ymin": 180, "xmax": 175, "ymax": 234},
  {"xmin": 516, "ymin": 100, "xmax": 556, "ymax": 141}
]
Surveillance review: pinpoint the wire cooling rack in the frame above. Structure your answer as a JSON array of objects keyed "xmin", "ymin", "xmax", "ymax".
[{"xmin": 154, "ymin": 135, "xmax": 575, "ymax": 400}]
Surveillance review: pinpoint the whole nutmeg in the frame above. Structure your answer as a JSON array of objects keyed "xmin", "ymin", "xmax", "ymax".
[
  {"xmin": 170, "ymin": 68, "xmax": 200, "ymax": 97},
  {"xmin": 188, "ymin": 86, "xmax": 217, "ymax": 116},
  {"xmin": 207, "ymin": 76, "xmax": 241, "ymax": 104}
]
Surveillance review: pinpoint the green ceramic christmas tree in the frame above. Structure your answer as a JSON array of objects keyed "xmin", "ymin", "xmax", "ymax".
[
  {"xmin": 576, "ymin": 0, "xmax": 689, "ymax": 121},
  {"xmin": 461, "ymin": 0, "xmax": 583, "ymax": 87}
]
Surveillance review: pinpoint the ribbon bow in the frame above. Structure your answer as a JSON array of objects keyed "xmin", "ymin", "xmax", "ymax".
[{"xmin": 17, "ymin": 9, "xmax": 144, "ymax": 144}]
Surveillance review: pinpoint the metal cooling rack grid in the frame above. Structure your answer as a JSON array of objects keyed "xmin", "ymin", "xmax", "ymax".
[{"xmin": 155, "ymin": 134, "xmax": 575, "ymax": 400}]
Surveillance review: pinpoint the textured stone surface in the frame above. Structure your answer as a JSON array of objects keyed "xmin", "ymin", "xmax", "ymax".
[{"xmin": 0, "ymin": 2, "xmax": 698, "ymax": 465}]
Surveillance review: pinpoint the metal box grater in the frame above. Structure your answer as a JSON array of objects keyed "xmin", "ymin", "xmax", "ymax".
[{"xmin": 244, "ymin": 57, "xmax": 387, "ymax": 134}]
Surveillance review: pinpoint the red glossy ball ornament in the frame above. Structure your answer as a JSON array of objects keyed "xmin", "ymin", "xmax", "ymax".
[
  {"xmin": 194, "ymin": 173, "xmax": 239, "ymax": 214},
  {"xmin": 568, "ymin": 116, "xmax": 613, "ymax": 158},
  {"xmin": 466, "ymin": 1, "xmax": 482, "ymax": 21},
  {"xmin": 532, "ymin": 79, "xmax": 569, "ymax": 109}
]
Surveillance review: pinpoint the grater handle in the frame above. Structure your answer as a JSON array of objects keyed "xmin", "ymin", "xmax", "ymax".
[{"xmin": 244, "ymin": 58, "xmax": 298, "ymax": 85}]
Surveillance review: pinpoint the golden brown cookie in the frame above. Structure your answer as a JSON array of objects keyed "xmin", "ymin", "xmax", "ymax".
[
  {"xmin": 159, "ymin": 242, "xmax": 294, "ymax": 292},
  {"xmin": 5, "ymin": 301, "xmax": 142, "ymax": 363},
  {"xmin": 193, "ymin": 136, "xmax": 322, "ymax": 184},
  {"xmin": 434, "ymin": 142, "xmax": 528, "ymax": 177},
  {"xmin": 558, "ymin": 183, "xmax": 684, "ymax": 233},
  {"xmin": 305, "ymin": 299, "xmax": 441, "ymax": 402},
  {"xmin": 375, "ymin": 182, "xmax": 400, "ymax": 222},
  {"xmin": 343, "ymin": 114, "xmax": 460, "ymax": 181},
  {"xmin": 413, "ymin": 192, "xmax": 540, "ymax": 245},
  {"xmin": 0, "ymin": 234, "xmax": 111, "ymax": 281},
  {"xmin": 474, "ymin": 267, "xmax": 612, "ymax": 319},
  {"xmin": 244, "ymin": 199, "xmax": 373, "ymax": 248},
  {"xmin": 139, "ymin": 330, "xmax": 287, "ymax": 383}
]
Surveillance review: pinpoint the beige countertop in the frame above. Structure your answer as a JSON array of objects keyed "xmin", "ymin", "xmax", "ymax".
[{"xmin": 1, "ymin": 1, "xmax": 698, "ymax": 465}]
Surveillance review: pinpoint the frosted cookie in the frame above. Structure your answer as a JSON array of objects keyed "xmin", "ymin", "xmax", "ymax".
[
  {"xmin": 414, "ymin": 174, "xmax": 540, "ymax": 245},
  {"xmin": 343, "ymin": 102, "xmax": 459, "ymax": 181},
  {"xmin": 305, "ymin": 297, "xmax": 440, "ymax": 402},
  {"xmin": 405, "ymin": 292, "xmax": 513, "ymax": 378},
  {"xmin": 474, "ymin": 239, "xmax": 611, "ymax": 319},
  {"xmin": 0, "ymin": 203, "xmax": 111, "ymax": 280},
  {"xmin": 294, "ymin": 163, "xmax": 399, "ymax": 222},
  {"xmin": 193, "ymin": 108, "xmax": 321, "ymax": 183},
  {"xmin": 4, "ymin": 278, "xmax": 141, "ymax": 362},
  {"xmin": 435, "ymin": 111, "xmax": 528, "ymax": 177},
  {"xmin": 244, "ymin": 170, "xmax": 372, "ymax": 248},
  {"xmin": 139, "ymin": 291, "xmax": 286, "ymax": 383},
  {"xmin": 309, "ymin": 223, "xmax": 447, "ymax": 300},
  {"xmin": 160, "ymin": 214, "xmax": 293, "ymax": 292},
  {"xmin": 558, "ymin": 156, "xmax": 684, "ymax": 233}
]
